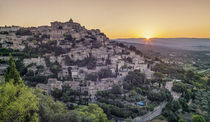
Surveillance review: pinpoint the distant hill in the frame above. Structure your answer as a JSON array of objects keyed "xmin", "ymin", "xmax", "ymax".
[{"xmin": 113, "ymin": 38, "xmax": 210, "ymax": 51}]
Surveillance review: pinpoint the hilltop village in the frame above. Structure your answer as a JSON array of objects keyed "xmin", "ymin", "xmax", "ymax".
[
  {"xmin": 0, "ymin": 19, "xmax": 154, "ymax": 99},
  {"xmin": 1, "ymin": 19, "xmax": 208, "ymax": 122}
]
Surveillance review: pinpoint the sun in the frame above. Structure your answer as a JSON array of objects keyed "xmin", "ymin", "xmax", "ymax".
[
  {"xmin": 145, "ymin": 36, "xmax": 151, "ymax": 40},
  {"xmin": 144, "ymin": 34, "xmax": 152, "ymax": 40},
  {"xmin": 141, "ymin": 31, "xmax": 154, "ymax": 40}
]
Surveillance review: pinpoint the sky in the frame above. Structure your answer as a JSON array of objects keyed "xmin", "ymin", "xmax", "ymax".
[{"xmin": 0, "ymin": 0, "xmax": 210, "ymax": 39}]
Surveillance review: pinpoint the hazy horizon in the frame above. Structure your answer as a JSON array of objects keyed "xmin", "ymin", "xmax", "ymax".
[{"xmin": 115, "ymin": 38, "xmax": 210, "ymax": 51}]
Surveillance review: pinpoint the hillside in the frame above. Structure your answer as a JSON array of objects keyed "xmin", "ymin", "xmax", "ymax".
[{"xmin": 0, "ymin": 19, "xmax": 209, "ymax": 122}]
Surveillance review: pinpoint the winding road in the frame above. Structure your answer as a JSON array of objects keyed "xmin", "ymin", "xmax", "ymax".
[
  {"xmin": 134, "ymin": 101, "xmax": 167, "ymax": 122},
  {"xmin": 134, "ymin": 81, "xmax": 181, "ymax": 122}
]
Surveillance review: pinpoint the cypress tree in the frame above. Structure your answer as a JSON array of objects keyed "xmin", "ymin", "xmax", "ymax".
[{"xmin": 4, "ymin": 53, "xmax": 23, "ymax": 85}]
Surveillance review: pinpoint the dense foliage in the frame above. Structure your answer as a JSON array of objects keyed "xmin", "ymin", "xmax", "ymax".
[
  {"xmin": 77, "ymin": 56, "xmax": 97, "ymax": 69},
  {"xmin": 0, "ymin": 81, "xmax": 39, "ymax": 121},
  {"xmin": 192, "ymin": 114, "xmax": 206, "ymax": 122},
  {"xmin": 0, "ymin": 54, "xmax": 38, "ymax": 121},
  {"xmin": 162, "ymin": 69, "xmax": 209, "ymax": 122},
  {"xmin": 123, "ymin": 71, "xmax": 146, "ymax": 90},
  {"xmin": 152, "ymin": 62, "xmax": 185, "ymax": 79},
  {"xmin": 51, "ymin": 85, "xmax": 90, "ymax": 105},
  {"xmin": 77, "ymin": 104, "xmax": 108, "ymax": 122},
  {"xmin": 0, "ymin": 54, "xmax": 108, "ymax": 122}
]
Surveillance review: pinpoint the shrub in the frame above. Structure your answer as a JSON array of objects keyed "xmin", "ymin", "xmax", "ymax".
[
  {"xmin": 85, "ymin": 73, "xmax": 98, "ymax": 81},
  {"xmin": 15, "ymin": 28, "xmax": 32, "ymax": 36}
]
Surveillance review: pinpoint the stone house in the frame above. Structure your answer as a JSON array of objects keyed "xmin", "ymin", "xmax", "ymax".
[
  {"xmin": 58, "ymin": 67, "xmax": 69, "ymax": 80},
  {"xmin": 71, "ymin": 69, "xmax": 79, "ymax": 79},
  {"xmin": 23, "ymin": 57, "xmax": 46, "ymax": 67},
  {"xmin": 36, "ymin": 78, "xmax": 62, "ymax": 94},
  {"xmin": 63, "ymin": 81, "xmax": 80, "ymax": 90},
  {"xmin": 0, "ymin": 26, "xmax": 20, "ymax": 32}
]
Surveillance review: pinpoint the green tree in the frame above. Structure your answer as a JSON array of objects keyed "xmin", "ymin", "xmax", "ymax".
[
  {"xmin": 183, "ymin": 89, "xmax": 192, "ymax": 101},
  {"xmin": 172, "ymin": 82, "xmax": 186, "ymax": 93},
  {"xmin": 0, "ymin": 54, "xmax": 39, "ymax": 121},
  {"xmin": 192, "ymin": 114, "xmax": 206, "ymax": 122},
  {"xmin": 15, "ymin": 59, "xmax": 27, "ymax": 76},
  {"xmin": 85, "ymin": 72, "xmax": 98, "ymax": 81},
  {"xmin": 152, "ymin": 63, "xmax": 168, "ymax": 74},
  {"xmin": 34, "ymin": 89, "xmax": 69, "ymax": 122},
  {"xmin": 186, "ymin": 70, "xmax": 195, "ymax": 80},
  {"xmin": 147, "ymin": 90, "xmax": 169, "ymax": 102},
  {"xmin": 123, "ymin": 71, "xmax": 145, "ymax": 90},
  {"xmin": 129, "ymin": 90, "xmax": 137, "ymax": 97},
  {"xmin": 111, "ymin": 85, "xmax": 123, "ymax": 94},
  {"xmin": 4, "ymin": 53, "xmax": 23, "ymax": 85},
  {"xmin": 98, "ymin": 68, "xmax": 113, "ymax": 79},
  {"xmin": 0, "ymin": 80, "xmax": 39, "ymax": 122},
  {"xmin": 171, "ymin": 101, "xmax": 181, "ymax": 112},
  {"xmin": 51, "ymin": 88, "xmax": 63, "ymax": 100},
  {"xmin": 179, "ymin": 118, "xmax": 187, "ymax": 122},
  {"xmin": 178, "ymin": 97, "xmax": 189, "ymax": 112},
  {"xmin": 51, "ymin": 111, "xmax": 80, "ymax": 122},
  {"xmin": 153, "ymin": 72, "xmax": 164, "ymax": 87},
  {"xmin": 77, "ymin": 104, "xmax": 108, "ymax": 122},
  {"xmin": 207, "ymin": 79, "xmax": 210, "ymax": 86}
]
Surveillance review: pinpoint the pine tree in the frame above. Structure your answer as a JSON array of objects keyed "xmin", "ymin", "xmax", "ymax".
[{"xmin": 4, "ymin": 53, "xmax": 23, "ymax": 85}]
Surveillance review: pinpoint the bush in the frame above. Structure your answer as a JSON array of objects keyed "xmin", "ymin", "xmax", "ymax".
[
  {"xmin": 15, "ymin": 28, "xmax": 32, "ymax": 36},
  {"xmin": 65, "ymin": 55, "xmax": 74, "ymax": 66},
  {"xmin": 207, "ymin": 79, "xmax": 210, "ymax": 86},
  {"xmin": 0, "ymin": 81, "xmax": 39, "ymax": 121},
  {"xmin": 178, "ymin": 97, "xmax": 189, "ymax": 112},
  {"xmin": 64, "ymin": 34, "xmax": 74, "ymax": 41},
  {"xmin": 192, "ymin": 114, "xmax": 206, "ymax": 122},
  {"xmin": 98, "ymin": 68, "xmax": 113, "ymax": 79},
  {"xmin": 123, "ymin": 71, "xmax": 145, "ymax": 90},
  {"xmin": 85, "ymin": 73, "xmax": 98, "ymax": 81},
  {"xmin": 157, "ymin": 115, "xmax": 165, "ymax": 120},
  {"xmin": 76, "ymin": 104, "xmax": 108, "ymax": 122},
  {"xmin": 49, "ymin": 62, "xmax": 62, "ymax": 75},
  {"xmin": 51, "ymin": 112, "xmax": 80, "ymax": 122},
  {"xmin": 152, "ymin": 63, "xmax": 185, "ymax": 78},
  {"xmin": 179, "ymin": 119, "xmax": 187, "ymax": 122},
  {"xmin": 172, "ymin": 82, "xmax": 186, "ymax": 93},
  {"xmin": 77, "ymin": 56, "xmax": 97, "ymax": 69},
  {"xmin": 24, "ymin": 75, "xmax": 48, "ymax": 86},
  {"xmin": 0, "ymin": 31, "xmax": 9, "ymax": 35},
  {"xmin": 147, "ymin": 91, "xmax": 169, "ymax": 102},
  {"xmin": 162, "ymin": 107, "xmax": 179, "ymax": 122},
  {"xmin": 97, "ymin": 102, "xmax": 142, "ymax": 118}
]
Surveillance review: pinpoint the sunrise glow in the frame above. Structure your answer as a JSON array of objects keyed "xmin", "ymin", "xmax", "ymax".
[
  {"xmin": 145, "ymin": 36, "xmax": 151, "ymax": 40},
  {"xmin": 142, "ymin": 33, "xmax": 153, "ymax": 40}
]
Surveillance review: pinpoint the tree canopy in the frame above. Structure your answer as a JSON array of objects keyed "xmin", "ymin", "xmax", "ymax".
[
  {"xmin": 76, "ymin": 104, "xmax": 108, "ymax": 122},
  {"xmin": 0, "ymin": 54, "xmax": 39, "ymax": 121},
  {"xmin": 123, "ymin": 71, "xmax": 145, "ymax": 90},
  {"xmin": 192, "ymin": 114, "xmax": 206, "ymax": 122},
  {"xmin": 1, "ymin": 54, "xmax": 108, "ymax": 122},
  {"xmin": 4, "ymin": 53, "xmax": 23, "ymax": 85},
  {"xmin": 0, "ymin": 80, "xmax": 39, "ymax": 122}
]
